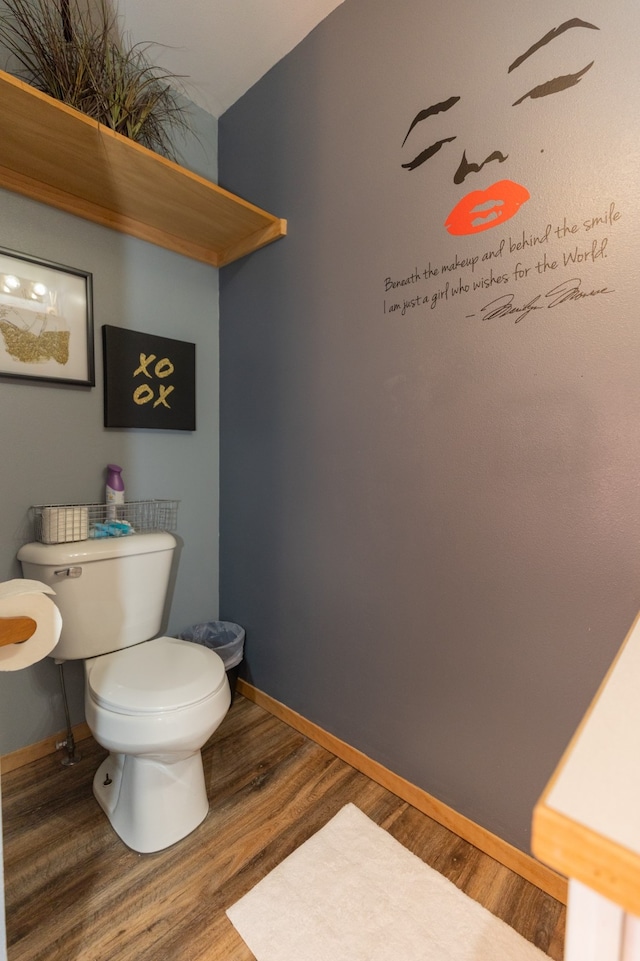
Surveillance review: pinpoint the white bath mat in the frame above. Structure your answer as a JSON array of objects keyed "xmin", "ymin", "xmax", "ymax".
[{"xmin": 226, "ymin": 803, "xmax": 549, "ymax": 961}]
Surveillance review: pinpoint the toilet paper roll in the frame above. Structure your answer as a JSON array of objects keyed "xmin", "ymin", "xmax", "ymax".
[
  {"xmin": 0, "ymin": 579, "xmax": 62, "ymax": 671},
  {"xmin": 41, "ymin": 506, "xmax": 89, "ymax": 544}
]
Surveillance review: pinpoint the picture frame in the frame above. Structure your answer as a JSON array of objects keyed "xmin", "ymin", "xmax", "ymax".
[
  {"xmin": 0, "ymin": 246, "xmax": 94, "ymax": 386},
  {"xmin": 103, "ymin": 325, "xmax": 196, "ymax": 431}
]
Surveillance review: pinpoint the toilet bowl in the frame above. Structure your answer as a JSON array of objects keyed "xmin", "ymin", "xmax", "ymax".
[
  {"xmin": 17, "ymin": 532, "xmax": 232, "ymax": 853},
  {"xmin": 85, "ymin": 636, "xmax": 231, "ymax": 853}
]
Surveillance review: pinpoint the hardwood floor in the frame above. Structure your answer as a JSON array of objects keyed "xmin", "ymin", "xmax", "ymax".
[{"xmin": 2, "ymin": 694, "xmax": 565, "ymax": 960}]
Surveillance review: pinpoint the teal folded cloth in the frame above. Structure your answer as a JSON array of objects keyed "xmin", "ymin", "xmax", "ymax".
[{"xmin": 89, "ymin": 521, "xmax": 135, "ymax": 538}]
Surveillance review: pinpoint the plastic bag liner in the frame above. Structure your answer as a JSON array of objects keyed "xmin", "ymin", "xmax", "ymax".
[{"xmin": 178, "ymin": 621, "xmax": 245, "ymax": 670}]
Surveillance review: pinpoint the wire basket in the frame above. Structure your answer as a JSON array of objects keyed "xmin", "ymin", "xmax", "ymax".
[{"xmin": 31, "ymin": 499, "xmax": 179, "ymax": 544}]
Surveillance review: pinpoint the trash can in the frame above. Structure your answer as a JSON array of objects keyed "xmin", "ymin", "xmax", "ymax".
[{"xmin": 178, "ymin": 621, "xmax": 245, "ymax": 696}]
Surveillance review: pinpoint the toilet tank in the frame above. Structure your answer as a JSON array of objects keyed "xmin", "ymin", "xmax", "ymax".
[{"xmin": 17, "ymin": 531, "xmax": 176, "ymax": 661}]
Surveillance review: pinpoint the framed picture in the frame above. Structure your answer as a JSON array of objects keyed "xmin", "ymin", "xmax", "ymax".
[
  {"xmin": 0, "ymin": 247, "xmax": 94, "ymax": 386},
  {"xmin": 103, "ymin": 325, "xmax": 196, "ymax": 431}
]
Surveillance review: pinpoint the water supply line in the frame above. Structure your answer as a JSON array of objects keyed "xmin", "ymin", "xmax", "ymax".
[{"xmin": 56, "ymin": 661, "xmax": 81, "ymax": 766}]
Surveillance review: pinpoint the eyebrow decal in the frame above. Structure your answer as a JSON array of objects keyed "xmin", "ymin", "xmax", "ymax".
[
  {"xmin": 508, "ymin": 18, "xmax": 599, "ymax": 74},
  {"xmin": 512, "ymin": 61, "xmax": 594, "ymax": 106},
  {"xmin": 402, "ymin": 136, "xmax": 457, "ymax": 171},
  {"xmin": 402, "ymin": 96, "xmax": 460, "ymax": 147}
]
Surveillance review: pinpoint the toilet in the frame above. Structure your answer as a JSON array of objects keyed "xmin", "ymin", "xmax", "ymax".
[{"xmin": 17, "ymin": 531, "xmax": 231, "ymax": 853}]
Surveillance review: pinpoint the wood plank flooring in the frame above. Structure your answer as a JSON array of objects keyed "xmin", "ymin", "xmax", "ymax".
[{"xmin": 2, "ymin": 694, "xmax": 565, "ymax": 961}]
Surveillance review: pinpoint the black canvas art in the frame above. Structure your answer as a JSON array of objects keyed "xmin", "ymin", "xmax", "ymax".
[{"xmin": 103, "ymin": 325, "xmax": 195, "ymax": 431}]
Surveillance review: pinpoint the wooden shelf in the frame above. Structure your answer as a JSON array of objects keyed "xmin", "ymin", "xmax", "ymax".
[
  {"xmin": 0, "ymin": 69, "xmax": 286, "ymax": 267},
  {"xmin": 532, "ymin": 610, "xmax": 640, "ymax": 917}
]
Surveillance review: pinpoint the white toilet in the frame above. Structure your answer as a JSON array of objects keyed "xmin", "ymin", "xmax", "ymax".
[{"xmin": 17, "ymin": 531, "xmax": 231, "ymax": 853}]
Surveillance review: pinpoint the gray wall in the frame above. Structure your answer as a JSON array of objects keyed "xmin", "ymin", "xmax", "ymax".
[
  {"xmin": 0, "ymin": 103, "xmax": 220, "ymax": 754},
  {"xmin": 219, "ymin": 0, "xmax": 640, "ymax": 853}
]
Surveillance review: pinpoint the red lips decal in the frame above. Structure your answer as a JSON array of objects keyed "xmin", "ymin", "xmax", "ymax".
[{"xmin": 445, "ymin": 180, "xmax": 530, "ymax": 235}]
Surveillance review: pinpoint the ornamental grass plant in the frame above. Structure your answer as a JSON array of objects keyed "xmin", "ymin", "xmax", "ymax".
[{"xmin": 0, "ymin": 0, "xmax": 190, "ymax": 159}]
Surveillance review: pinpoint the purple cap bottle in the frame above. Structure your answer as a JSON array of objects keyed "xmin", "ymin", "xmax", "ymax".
[{"xmin": 106, "ymin": 464, "xmax": 124, "ymax": 519}]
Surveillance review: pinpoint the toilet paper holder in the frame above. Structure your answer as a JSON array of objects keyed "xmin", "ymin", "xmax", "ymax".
[{"xmin": 0, "ymin": 615, "xmax": 37, "ymax": 646}]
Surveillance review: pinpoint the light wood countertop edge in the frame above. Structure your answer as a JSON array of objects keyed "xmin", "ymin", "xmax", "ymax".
[{"xmin": 532, "ymin": 609, "xmax": 640, "ymax": 913}]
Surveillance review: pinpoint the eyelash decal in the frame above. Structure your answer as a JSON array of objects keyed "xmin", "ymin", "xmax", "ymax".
[
  {"xmin": 402, "ymin": 96, "xmax": 461, "ymax": 147},
  {"xmin": 402, "ymin": 136, "xmax": 457, "ymax": 171},
  {"xmin": 512, "ymin": 61, "xmax": 594, "ymax": 106}
]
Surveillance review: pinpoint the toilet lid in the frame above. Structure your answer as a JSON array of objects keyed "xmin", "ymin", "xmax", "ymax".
[{"xmin": 87, "ymin": 636, "xmax": 227, "ymax": 715}]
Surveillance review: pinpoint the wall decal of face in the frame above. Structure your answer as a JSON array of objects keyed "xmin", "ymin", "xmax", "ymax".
[{"xmin": 400, "ymin": 18, "xmax": 599, "ymax": 236}]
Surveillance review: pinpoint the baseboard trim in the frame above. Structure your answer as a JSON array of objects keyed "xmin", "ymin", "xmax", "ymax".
[
  {"xmin": 1, "ymin": 722, "xmax": 92, "ymax": 774},
  {"xmin": 236, "ymin": 678, "xmax": 568, "ymax": 904}
]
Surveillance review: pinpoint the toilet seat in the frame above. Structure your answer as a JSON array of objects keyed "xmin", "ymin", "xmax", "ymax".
[{"xmin": 87, "ymin": 636, "xmax": 227, "ymax": 715}]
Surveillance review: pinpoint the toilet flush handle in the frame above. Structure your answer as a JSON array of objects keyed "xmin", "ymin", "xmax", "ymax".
[{"xmin": 54, "ymin": 567, "xmax": 83, "ymax": 578}]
